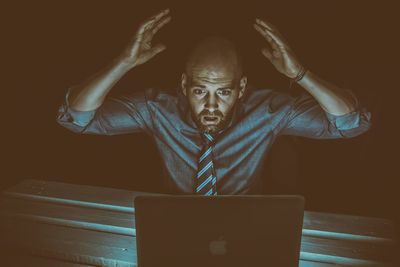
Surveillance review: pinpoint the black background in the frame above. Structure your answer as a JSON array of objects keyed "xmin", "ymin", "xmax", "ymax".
[{"xmin": 3, "ymin": 1, "xmax": 399, "ymax": 226}]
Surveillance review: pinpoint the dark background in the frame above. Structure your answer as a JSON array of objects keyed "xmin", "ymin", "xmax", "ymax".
[{"xmin": 3, "ymin": 1, "xmax": 399, "ymax": 225}]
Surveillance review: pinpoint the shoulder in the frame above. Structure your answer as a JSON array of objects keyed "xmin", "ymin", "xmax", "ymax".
[
  {"xmin": 115, "ymin": 88, "xmax": 178, "ymax": 109},
  {"xmin": 242, "ymin": 88, "xmax": 296, "ymax": 113}
]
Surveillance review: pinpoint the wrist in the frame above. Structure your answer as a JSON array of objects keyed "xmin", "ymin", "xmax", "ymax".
[
  {"xmin": 113, "ymin": 56, "xmax": 137, "ymax": 71},
  {"xmin": 289, "ymin": 66, "xmax": 308, "ymax": 88}
]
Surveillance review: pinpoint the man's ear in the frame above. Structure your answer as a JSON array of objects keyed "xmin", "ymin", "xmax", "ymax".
[
  {"xmin": 181, "ymin": 73, "xmax": 187, "ymax": 96},
  {"xmin": 238, "ymin": 76, "xmax": 248, "ymax": 99}
]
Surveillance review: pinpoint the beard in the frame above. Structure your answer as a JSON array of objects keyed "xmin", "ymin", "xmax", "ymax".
[{"xmin": 192, "ymin": 109, "xmax": 233, "ymax": 134}]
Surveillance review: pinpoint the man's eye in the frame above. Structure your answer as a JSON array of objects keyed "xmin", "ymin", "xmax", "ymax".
[
  {"xmin": 219, "ymin": 89, "xmax": 231, "ymax": 96},
  {"xmin": 193, "ymin": 89, "xmax": 204, "ymax": 95}
]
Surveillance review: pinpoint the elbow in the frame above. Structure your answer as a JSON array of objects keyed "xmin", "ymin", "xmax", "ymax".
[
  {"xmin": 56, "ymin": 108, "xmax": 86, "ymax": 134},
  {"xmin": 56, "ymin": 116, "xmax": 86, "ymax": 134},
  {"xmin": 56, "ymin": 102, "xmax": 98, "ymax": 134},
  {"xmin": 339, "ymin": 110, "xmax": 372, "ymax": 138}
]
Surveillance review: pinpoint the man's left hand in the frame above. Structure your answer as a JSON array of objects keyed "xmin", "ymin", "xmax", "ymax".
[{"xmin": 254, "ymin": 18, "xmax": 304, "ymax": 79}]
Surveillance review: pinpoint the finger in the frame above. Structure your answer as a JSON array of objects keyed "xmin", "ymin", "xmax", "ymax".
[
  {"xmin": 138, "ymin": 9, "xmax": 170, "ymax": 34},
  {"xmin": 264, "ymin": 28, "xmax": 286, "ymax": 48},
  {"xmin": 146, "ymin": 8, "xmax": 170, "ymax": 27},
  {"xmin": 141, "ymin": 16, "xmax": 171, "ymax": 45},
  {"xmin": 255, "ymin": 18, "xmax": 274, "ymax": 31},
  {"xmin": 254, "ymin": 24, "xmax": 280, "ymax": 57},
  {"xmin": 253, "ymin": 24, "xmax": 273, "ymax": 43},
  {"xmin": 261, "ymin": 47, "xmax": 273, "ymax": 60},
  {"xmin": 265, "ymin": 31, "xmax": 281, "ymax": 51},
  {"xmin": 151, "ymin": 8, "xmax": 170, "ymax": 21},
  {"xmin": 255, "ymin": 18, "xmax": 287, "ymax": 47},
  {"xmin": 255, "ymin": 24, "xmax": 283, "ymax": 48},
  {"xmin": 149, "ymin": 43, "xmax": 166, "ymax": 57},
  {"xmin": 254, "ymin": 24, "xmax": 280, "ymax": 52},
  {"xmin": 137, "ymin": 20, "xmax": 153, "ymax": 36},
  {"xmin": 151, "ymin": 16, "xmax": 171, "ymax": 35}
]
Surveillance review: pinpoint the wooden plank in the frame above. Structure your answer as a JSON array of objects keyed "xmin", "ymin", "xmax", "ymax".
[
  {"xmin": 299, "ymin": 261, "xmax": 341, "ymax": 267},
  {"xmin": 0, "ymin": 197, "xmax": 136, "ymax": 236},
  {"xmin": 303, "ymin": 211, "xmax": 396, "ymax": 243},
  {"xmin": 3, "ymin": 179, "xmax": 396, "ymax": 242},
  {"xmin": 25, "ymin": 257, "xmax": 94, "ymax": 267},
  {"xmin": 300, "ymin": 236, "xmax": 395, "ymax": 264},
  {"xmin": 2, "ymin": 252, "xmax": 94, "ymax": 267},
  {"xmin": 0, "ymin": 216, "xmax": 395, "ymax": 266},
  {"xmin": 2, "ymin": 179, "xmax": 158, "ymax": 213},
  {"xmin": 1, "ymin": 217, "xmax": 136, "ymax": 267}
]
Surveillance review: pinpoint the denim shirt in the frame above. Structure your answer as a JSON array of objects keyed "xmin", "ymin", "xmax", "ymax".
[{"xmin": 57, "ymin": 87, "xmax": 372, "ymax": 195}]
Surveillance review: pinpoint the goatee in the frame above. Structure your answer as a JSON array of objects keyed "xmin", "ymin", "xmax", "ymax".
[{"xmin": 194, "ymin": 110, "xmax": 231, "ymax": 134}]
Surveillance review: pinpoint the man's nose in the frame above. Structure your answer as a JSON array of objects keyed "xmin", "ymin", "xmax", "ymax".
[{"xmin": 205, "ymin": 94, "xmax": 218, "ymax": 112}]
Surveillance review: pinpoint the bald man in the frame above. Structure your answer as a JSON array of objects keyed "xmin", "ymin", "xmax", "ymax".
[{"xmin": 57, "ymin": 9, "xmax": 371, "ymax": 195}]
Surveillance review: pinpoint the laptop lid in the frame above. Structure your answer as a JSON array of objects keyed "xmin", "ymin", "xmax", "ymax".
[{"xmin": 134, "ymin": 195, "xmax": 304, "ymax": 267}]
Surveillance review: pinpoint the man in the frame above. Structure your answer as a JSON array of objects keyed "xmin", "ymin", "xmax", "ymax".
[{"xmin": 57, "ymin": 9, "xmax": 371, "ymax": 195}]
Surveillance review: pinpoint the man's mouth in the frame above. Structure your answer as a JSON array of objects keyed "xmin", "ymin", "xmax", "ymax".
[{"xmin": 201, "ymin": 116, "xmax": 220, "ymax": 125}]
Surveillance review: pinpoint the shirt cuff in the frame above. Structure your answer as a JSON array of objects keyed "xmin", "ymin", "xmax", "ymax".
[{"xmin": 57, "ymin": 87, "xmax": 96, "ymax": 127}]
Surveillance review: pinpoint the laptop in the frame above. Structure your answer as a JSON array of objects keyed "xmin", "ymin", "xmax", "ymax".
[{"xmin": 134, "ymin": 195, "xmax": 304, "ymax": 267}]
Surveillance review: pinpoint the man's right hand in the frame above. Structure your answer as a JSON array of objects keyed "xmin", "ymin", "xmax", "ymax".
[
  {"xmin": 119, "ymin": 9, "xmax": 171, "ymax": 69},
  {"xmin": 65, "ymin": 9, "xmax": 171, "ymax": 112}
]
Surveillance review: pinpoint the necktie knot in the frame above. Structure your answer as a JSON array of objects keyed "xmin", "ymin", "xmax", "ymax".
[{"xmin": 202, "ymin": 133, "xmax": 215, "ymax": 146}]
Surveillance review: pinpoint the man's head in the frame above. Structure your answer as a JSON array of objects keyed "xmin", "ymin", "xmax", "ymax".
[{"xmin": 181, "ymin": 37, "xmax": 247, "ymax": 134}]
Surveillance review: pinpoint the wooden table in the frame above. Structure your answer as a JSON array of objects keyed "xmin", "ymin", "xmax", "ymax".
[{"xmin": 0, "ymin": 179, "xmax": 397, "ymax": 266}]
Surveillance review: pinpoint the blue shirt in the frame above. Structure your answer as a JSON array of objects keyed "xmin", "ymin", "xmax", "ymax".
[{"xmin": 57, "ymin": 87, "xmax": 372, "ymax": 195}]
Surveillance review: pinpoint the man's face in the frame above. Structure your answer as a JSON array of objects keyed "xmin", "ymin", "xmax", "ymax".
[{"xmin": 182, "ymin": 66, "xmax": 247, "ymax": 134}]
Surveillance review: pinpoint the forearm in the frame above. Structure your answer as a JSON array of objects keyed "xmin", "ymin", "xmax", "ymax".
[
  {"xmin": 68, "ymin": 57, "xmax": 133, "ymax": 111},
  {"xmin": 297, "ymin": 71, "xmax": 356, "ymax": 116}
]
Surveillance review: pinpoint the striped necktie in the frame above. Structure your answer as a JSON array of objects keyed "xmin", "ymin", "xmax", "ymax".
[{"xmin": 195, "ymin": 133, "xmax": 218, "ymax": 195}]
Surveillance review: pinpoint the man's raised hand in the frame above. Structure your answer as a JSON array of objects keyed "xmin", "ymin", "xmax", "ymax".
[
  {"xmin": 119, "ymin": 9, "xmax": 171, "ymax": 68},
  {"xmin": 253, "ymin": 18, "xmax": 303, "ymax": 79}
]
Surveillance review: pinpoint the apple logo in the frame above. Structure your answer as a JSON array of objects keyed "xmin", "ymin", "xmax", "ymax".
[{"xmin": 209, "ymin": 235, "xmax": 228, "ymax": 255}]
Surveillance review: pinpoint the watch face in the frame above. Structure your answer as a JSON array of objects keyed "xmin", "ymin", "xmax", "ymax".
[{"xmin": 209, "ymin": 235, "xmax": 228, "ymax": 256}]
